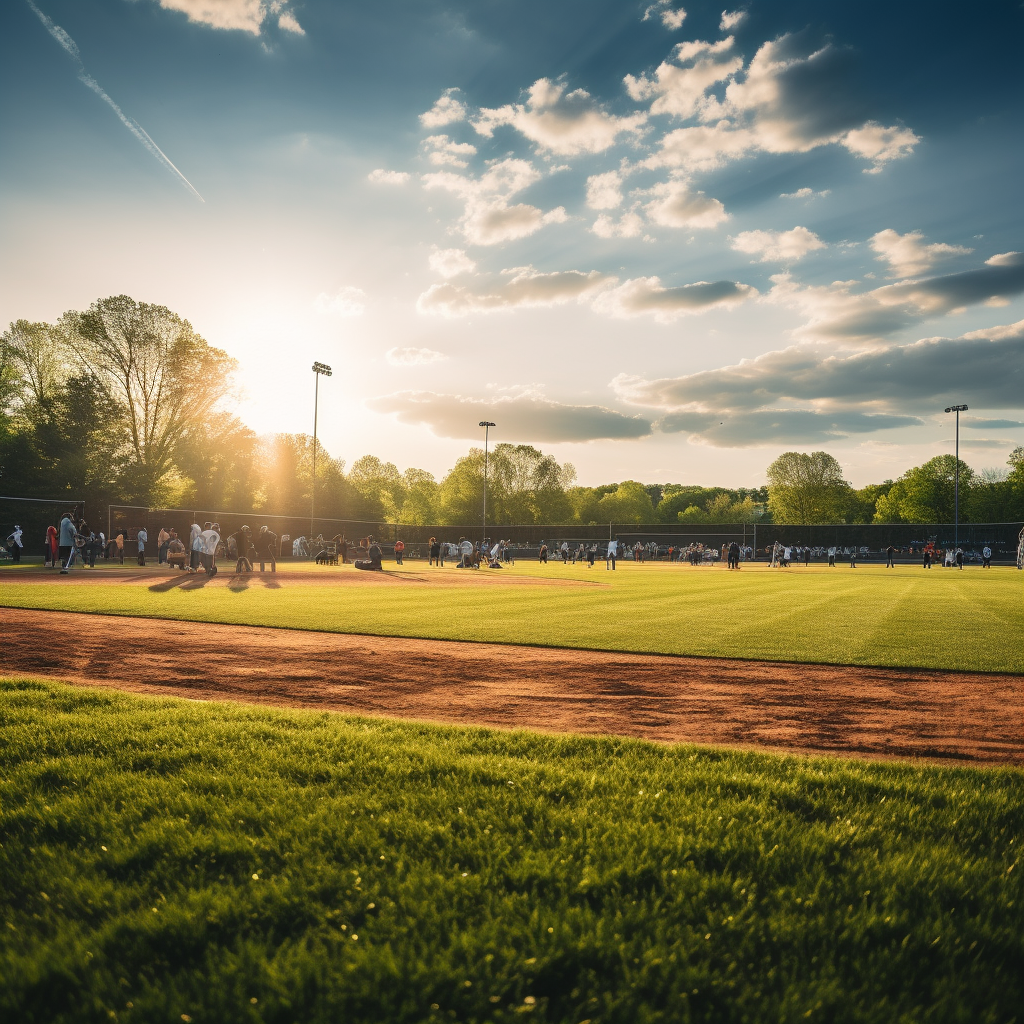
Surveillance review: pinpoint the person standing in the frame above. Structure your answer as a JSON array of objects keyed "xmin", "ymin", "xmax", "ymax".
[
  {"xmin": 804, "ymin": 546, "xmax": 811, "ymax": 567},
  {"xmin": 46, "ymin": 523, "xmax": 58, "ymax": 567},
  {"xmin": 428, "ymin": 537, "xmax": 440, "ymax": 566},
  {"xmin": 57, "ymin": 513, "xmax": 76, "ymax": 571},
  {"xmin": 6, "ymin": 524, "xmax": 23, "ymax": 563},
  {"xmin": 232, "ymin": 526, "xmax": 254, "ymax": 573},
  {"xmin": 199, "ymin": 523, "xmax": 220, "ymax": 576},
  {"xmin": 394, "ymin": 538, "xmax": 405, "ymax": 565},
  {"xmin": 255, "ymin": 525, "xmax": 277, "ymax": 573},
  {"xmin": 538, "ymin": 542, "xmax": 548, "ymax": 565},
  {"xmin": 955, "ymin": 548, "xmax": 964, "ymax": 570},
  {"xmin": 982, "ymin": 545, "xmax": 992, "ymax": 568},
  {"xmin": 157, "ymin": 526, "xmax": 170, "ymax": 564},
  {"xmin": 923, "ymin": 547, "xmax": 932, "ymax": 569},
  {"xmin": 606, "ymin": 538, "xmax": 618, "ymax": 570},
  {"xmin": 849, "ymin": 548, "xmax": 857, "ymax": 568},
  {"xmin": 885, "ymin": 544, "xmax": 895, "ymax": 569},
  {"xmin": 188, "ymin": 522, "xmax": 204, "ymax": 572},
  {"xmin": 827, "ymin": 545, "xmax": 836, "ymax": 567},
  {"xmin": 136, "ymin": 526, "xmax": 148, "ymax": 566}
]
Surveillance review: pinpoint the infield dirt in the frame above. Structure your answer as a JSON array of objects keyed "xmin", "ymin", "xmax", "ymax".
[{"xmin": 3, "ymin": 607, "xmax": 1020, "ymax": 766}]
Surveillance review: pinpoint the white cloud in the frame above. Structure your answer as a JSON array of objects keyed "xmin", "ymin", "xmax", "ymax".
[
  {"xmin": 314, "ymin": 286, "xmax": 367, "ymax": 317},
  {"xmin": 987, "ymin": 252, "xmax": 1023, "ymax": 267},
  {"xmin": 644, "ymin": 179, "xmax": 728, "ymax": 229},
  {"xmin": 586, "ymin": 171, "xmax": 624, "ymax": 210},
  {"xmin": 766, "ymin": 251, "xmax": 1024, "ymax": 345},
  {"xmin": 719, "ymin": 10, "xmax": 747, "ymax": 31},
  {"xmin": 842, "ymin": 122, "xmax": 920, "ymax": 172},
  {"xmin": 610, "ymin": 319, "xmax": 1024, "ymax": 446},
  {"xmin": 277, "ymin": 10, "xmax": 303, "ymax": 34},
  {"xmin": 643, "ymin": 2, "xmax": 687, "ymax": 30},
  {"xmin": 642, "ymin": 33, "xmax": 919, "ymax": 174},
  {"xmin": 624, "ymin": 38, "xmax": 742, "ymax": 119},
  {"xmin": 417, "ymin": 266, "xmax": 613, "ymax": 317},
  {"xmin": 420, "ymin": 89, "xmax": 468, "ymax": 128},
  {"xmin": 592, "ymin": 212, "xmax": 645, "ymax": 238},
  {"xmin": 368, "ymin": 168, "xmax": 410, "ymax": 184},
  {"xmin": 780, "ymin": 187, "xmax": 830, "ymax": 199},
  {"xmin": 731, "ymin": 226, "xmax": 825, "ymax": 262},
  {"xmin": 422, "ymin": 157, "xmax": 566, "ymax": 245},
  {"xmin": 869, "ymin": 229, "xmax": 972, "ymax": 278},
  {"xmin": 474, "ymin": 78, "xmax": 646, "ymax": 155},
  {"xmin": 148, "ymin": 0, "xmax": 301, "ymax": 35},
  {"xmin": 428, "ymin": 247, "xmax": 476, "ymax": 279},
  {"xmin": 368, "ymin": 390, "xmax": 651, "ymax": 442},
  {"xmin": 423, "ymin": 134, "xmax": 478, "ymax": 168},
  {"xmin": 386, "ymin": 347, "xmax": 448, "ymax": 366},
  {"xmin": 592, "ymin": 276, "xmax": 756, "ymax": 322}
]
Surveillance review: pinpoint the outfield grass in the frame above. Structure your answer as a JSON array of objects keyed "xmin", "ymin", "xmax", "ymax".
[
  {"xmin": 1, "ymin": 678, "xmax": 1021, "ymax": 1024},
  {"xmin": 1, "ymin": 562, "xmax": 1021, "ymax": 673}
]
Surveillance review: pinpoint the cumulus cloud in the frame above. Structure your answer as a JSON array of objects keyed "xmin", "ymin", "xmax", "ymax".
[
  {"xmin": 610, "ymin": 319, "xmax": 1024, "ymax": 446},
  {"xmin": 642, "ymin": 32, "xmax": 919, "ymax": 174},
  {"xmin": 368, "ymin": 390, "xmax": 652, "ymax": 442},
  {"xmin": 386, "ymin": 347, "xmax": 448, "ymax": 366},
  {"xmin": 963, "ymin": 417, "xmax": 1024, "ymax": 429},
  {"xmin": 422, "ymin": 157, "xmax": 566, "ymax": 245},
  {"xmin": 869, "ymin": 229, "xmax": 972, "ymax": 278},
  {"xmin": 780, "ymin": 187, "xmax": 830, "ymax": 199},
  {"xmin": 420, "ymin": 89, "xmax": 467, "ymax": 128},
  {"xmin": 987, "ymin": 252, "xmax": 1022, "ymax": 267},
  {"xmin": 643, "ymin": 2, "xmax": 687, "ymax": 30},
  {"xmin": 643, "ymin": 179, "xmax": 728, "ymax": 229},
  {"xmin": 731, "ymin": 226, "xmax": 824, "ymax": 262},
  {"xmin": 417, "ymin": 267, "xmax": 613, "ymax": 316},
  {"xmin": 719, "ymin": 10, "xmax": 747, "ymax": 31},
  {"xmin": 428, "ymin": 247, "xmax": 476, "ymax": 278},
  {"xmin": 148, "ymin": 0, "xmax": 302, "ymax": 35},
  {"xmin": 592, "ymin": 276, "xmax": 756, "ymax": 322},
  {"xmin": 592, "ymin": 212, "xmax": 645, "ymax": 238},
  {"xmin": 423, "ymin": 134, "xmax": 477, "ymax": 168},
  {"xmin": 768, "ymin": 252, "xmax": 1024, "ymax": 345},
  {"xmin": 314, "ymin": 286, "xmax": 367, "ymax": 316},
  {"xmin": 368, "ymin": 168, "xmax": 410, "ymax": 184},
  {"xmin": 474, "ymin": 77, "xmax": 646, "ymax": 155},
  {"xmin": 586, "ymin": 171, "xmax": 624, "ymax": 209},
  {"xmin": 625, "ymin": 37, "xmax": 742, "ymax": 120}
]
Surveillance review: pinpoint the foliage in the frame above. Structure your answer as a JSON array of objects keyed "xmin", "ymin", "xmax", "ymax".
[
  {"xmin": 767, "ymin": 452, "xmax": 853, "ymax": 524},
  {"xmin": 2, "ymin": 679, "xmax": 1021, "ymax": 1024},
  {"xmin": 873, "ymin": 456, "xmax": 974, "ymax": 524},
  {"xmin": 2, "ymin": 563, "xmax": 1021, "ymax": 674}
]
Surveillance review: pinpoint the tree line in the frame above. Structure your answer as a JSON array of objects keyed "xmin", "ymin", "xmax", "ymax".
[{"xmin": 2, "ymin": 296, "xmax": 1022, "ymax": 526}]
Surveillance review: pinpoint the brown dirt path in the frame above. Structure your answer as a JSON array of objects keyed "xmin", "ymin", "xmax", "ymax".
[{"xmin": 2, "ymin": 607, "xmax": 1020, "ymax": 766}]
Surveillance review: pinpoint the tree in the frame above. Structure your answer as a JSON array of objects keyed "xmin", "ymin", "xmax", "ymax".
[
  {"xmin": 349, "ymin": 455, "xmax": 407, "ymax": 522},
  {"xmin": 872, "ymin": 455, "xmax": 974, "ymax": 523},
  {"xmin": 1, "ymin": 320, "xmax": 68, "ymax": 418},
  {"xmin": 74, "ymin": 296, "xmax": 237, "ymax": 501},
  {"xmin": 766, "ymin": 451, "xmax": 852, "ymax": 524},
  {"xmin": 594, "ymin": 481, "xmax": 655, "ymax": 524}
]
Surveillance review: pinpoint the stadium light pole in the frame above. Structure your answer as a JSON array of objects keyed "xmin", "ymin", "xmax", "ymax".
[
  {"xmin": 945, "ymin": 404, "xmax": 968, "ymax": 551},
  {"xmin": 311, "ymin": 362, "xmax": 333, "ymax": 539},
  {"xmin": 479, "ymin": 421, "xmax": 495, "ymax": 549}
]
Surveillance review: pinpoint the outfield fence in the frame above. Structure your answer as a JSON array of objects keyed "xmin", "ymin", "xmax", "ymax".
[{"xmin": 95, "ymin": 504, "xmax": 1024, "ymax": 564}]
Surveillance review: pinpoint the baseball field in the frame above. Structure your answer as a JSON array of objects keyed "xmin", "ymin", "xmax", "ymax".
[{"xmin": 2, "ymin": 559, "xmax": 1022, "ymax": 1023}]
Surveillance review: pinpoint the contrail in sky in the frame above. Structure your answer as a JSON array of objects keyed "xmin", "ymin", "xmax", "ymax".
[{"xmin": 26, "ymin": 0, "xmax": 205, "ymax": 203}]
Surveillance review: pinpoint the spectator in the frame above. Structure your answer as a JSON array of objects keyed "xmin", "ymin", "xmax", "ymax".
[
  {"xmin": 255, "ymin": 525, "xmax": 277, "ymax": 573},
  {"xmin": 231, "ymin": 525, "xmax": 254, "ymax": 573},
  {"xmin": 136, "ymin": 526, "xmax": 148, "ymax": 566},
  {"xmin": 58, "ymin": 513, "xmax": 76, "ymax": 570},
  {"xmin": 166, "ymin": 535, "xmax": 187, "ymax": 569},
  {"xmin": 157, "ymin": 526, "xmax": 170, "ymax": 564},
  {"xmin": 394, "ymin": 538, "xmax": 405, "ymax": 565},
  {"xmin": 354, "ymin": 536, "xmax": 383, "ymax": 571},
  {"xmin": 6, "ymin": 524, "xmax": 23, "ymax": 563},
  {"xmin": 46, "ymin": 523, "xmax": 58, "ymax": 567},
  {"xmin": 199, "ymin": 522, "xmax": 220, "ymax": 576}
]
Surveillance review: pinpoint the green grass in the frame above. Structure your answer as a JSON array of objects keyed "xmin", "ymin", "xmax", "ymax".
[
  {"xmin": 1, "ymin": 678, "xmax": 1021, "ymax": 1024},
  {"xmin": 1, "ymin": 562, "xmax": 1022, "ymax": 672}
]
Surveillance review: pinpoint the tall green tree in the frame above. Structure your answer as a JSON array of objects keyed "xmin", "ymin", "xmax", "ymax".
[
  {"xmin": 873, "ymin": 455, "xmax": 974, "ymax": 523},
  {"xmin": 766, "ymin": 451, "xmax": 852, "ymax": 524}
]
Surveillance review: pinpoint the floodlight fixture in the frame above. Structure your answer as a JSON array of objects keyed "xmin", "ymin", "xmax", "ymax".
[
  {"xmin": 944, "ymin": 404, "xmax": 969, "ymax": 551},
  {"xmin": 310, "ymin": 361, "xmax": 333, "ymax": 538},
  {"xmin": 479, "ymin": 421, "xmax": 496, "ymax": 547}
]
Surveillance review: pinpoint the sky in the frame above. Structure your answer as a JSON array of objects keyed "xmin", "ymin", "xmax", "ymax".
[{"xmin": 1, "ymin": 0, "xmax": 1022, "ymax": 488}]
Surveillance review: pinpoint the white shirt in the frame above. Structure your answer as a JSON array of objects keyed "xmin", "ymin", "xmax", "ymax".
[
  {"xmin": 11, "ymin": 527, "xmax": 22, "ymax": 546},
  {"xmin": 200, "ymin": 530, "xmax": 220, "ymax": 555},
  {"xmin": 137, "ymin": 529, "xmax": 148, "ymax": 550},
  {"xmin": 190, "ymin": 524, "xmax": 203, "ymax": 551},
  {"xmin": 607, "ymin": 540, "xmax": 618, "ymax": 556},
  {"xmin": 460, "ymin": 540, "xmax": 474, "ymax": 556},
  {"xmin": 983, "ymin": 547, "xmax": 992, "ymax": 557}
]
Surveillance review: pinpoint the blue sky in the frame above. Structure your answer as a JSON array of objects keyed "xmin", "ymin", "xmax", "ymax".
[{"xmin": 2, "ymin": 0, "xmax": 1022, "ymax": 486}]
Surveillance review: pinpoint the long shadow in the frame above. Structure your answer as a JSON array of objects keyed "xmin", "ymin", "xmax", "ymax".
[
  {"xmin": 148, "ymin": 575, "xmax": 193, "ymax": 593},
  {"xmin": 227, "ymin": 573, "xmax": 251, "ymax": 593}
]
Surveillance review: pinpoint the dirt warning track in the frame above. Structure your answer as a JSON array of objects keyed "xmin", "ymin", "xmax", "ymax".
[{"xmin": 2, "ymin": 607, "xmax": 1021, "ymax": 766}]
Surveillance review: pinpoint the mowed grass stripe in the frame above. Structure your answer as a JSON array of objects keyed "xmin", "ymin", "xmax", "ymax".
[
  {"xmin": 0, "ymin": 564, "xmax": 1020, "ymax": 673},
  {"xmin": 1, "ymin": 678, "xmax": 1021, "ymax": 1024}
]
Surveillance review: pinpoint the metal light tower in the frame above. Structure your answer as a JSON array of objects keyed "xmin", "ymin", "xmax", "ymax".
[
  {"xmin": 945, "ymin": 404, "xmax": 968, "ymax": 551},
  {"xmin": 479, "ymin": 421, "xmax": 495, "ymax": 549},
  {"xmin": 311, "ymin": 361, "xmax": 333, "ymax": 539}
]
